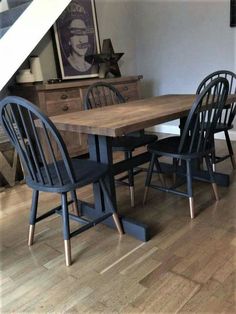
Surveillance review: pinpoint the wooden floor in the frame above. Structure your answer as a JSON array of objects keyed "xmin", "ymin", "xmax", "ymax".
[{"xmin": 0, "ymin": 138, "xmax": 236, "ymax": 313}]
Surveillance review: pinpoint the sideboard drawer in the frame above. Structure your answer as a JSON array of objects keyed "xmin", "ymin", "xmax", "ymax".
[
  {"xmin": 45, "ymin": 89, "xmax": 81, "ymax": 103},
  {"xmin": 116, "ymin": 83, "xmax": 139, "ymax": 102},
  {"xmin": 45, "ymin": 98, "xmax": 82, "ymax": 116}
]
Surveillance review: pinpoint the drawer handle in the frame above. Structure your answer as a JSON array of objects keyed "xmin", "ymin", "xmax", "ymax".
[
  {"xmin": 61, "ymin": 94, "xmax": 68, "ymax": 100},
  {"xmin": 62, "ymin": 105, "xmax": 69, "ymax": 111},
  {"xmin": 123, "ymin": 86, "xmax": 129, "ymax": 91}
]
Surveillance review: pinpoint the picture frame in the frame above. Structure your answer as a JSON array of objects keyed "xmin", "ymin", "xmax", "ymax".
[
  {"xmin": 53, "ymin": 0, "xmax": 100, "ymax": 80},
  {"xmin": 230, "ymin": 0, "xmax": 236, "ymax": 27}
]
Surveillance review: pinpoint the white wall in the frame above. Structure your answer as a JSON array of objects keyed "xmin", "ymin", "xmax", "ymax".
[
  {"xmin": 32, "ymin": 31, "xmax": 58, "ymax": 80},
  {"xmin": 96, "ymin": 0, "xmax": 137, "ymax": 75},
  {"xmin": 132, "ymin": 0, "xmax": 236, "ymax": 137},
  {"xmin": 135, "ymin": 0, "xmax": 235, "ymax": 95}
]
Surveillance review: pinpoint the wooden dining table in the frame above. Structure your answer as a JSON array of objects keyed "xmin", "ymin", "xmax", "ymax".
[{"xmin": 50, "ymin": 94, "xmax": 236, "ymax": 241}]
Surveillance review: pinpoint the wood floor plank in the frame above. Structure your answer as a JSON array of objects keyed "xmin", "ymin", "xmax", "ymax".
[
  {"xmin": 179, "ymin": 278, "xmax": 235, "ymax": 313},
  {"xmin": 132, "ymin": 271, "xmax": 200, "ymax": 313},
  {"xmin": 139, "ymin": 253, "xmax": 182, "ymax": 287},
  {"xmin": 80, "ymin": 274, "xmax": 146, "ymax": 313},
  {"xmin": 22, "ymin": 277, "xmax": 93, "ymax": 313},
  {"xmin": 213, "ymin": 256, "xmax": 235, "ymax": 283},
  {"xmin": 1, "ymin": 268, "xmax": 66, "ymax": 311}
]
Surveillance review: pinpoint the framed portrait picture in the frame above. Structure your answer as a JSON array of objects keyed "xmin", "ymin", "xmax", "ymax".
[
  {"xmin": 54, "ymin": 0, "xmax": 100, "ymax": 80},
  {"xmin": 230, "ymin": 0, "xmax": 236, "ymax": 27}
]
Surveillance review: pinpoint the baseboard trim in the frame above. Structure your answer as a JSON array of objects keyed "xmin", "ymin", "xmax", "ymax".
[{"xmin": 147, "ymin": 125, "xmax": 236, "ymax": 141}]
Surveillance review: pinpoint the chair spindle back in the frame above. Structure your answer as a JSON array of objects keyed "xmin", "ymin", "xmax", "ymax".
[
  {"xmin": 196, "ymin": 70, "xmax": 236, "ymax": 127},
  {"xmin": 84, "ymin": 82, "xmax": 125, "ymax": 110},
  {"xmin": 179, "ymin": 77, "xmax": 229, "ymax": 155},
  {"xmin": 0, "ymin": 96, "xmax": 75, "ymax": 188}
]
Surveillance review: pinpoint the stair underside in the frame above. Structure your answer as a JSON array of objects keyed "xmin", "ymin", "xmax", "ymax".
[
  {"xmin": 0, "ymin": 1, "xmax": 32, "ymax": 38},
  {"xmin": 8, "ymin": 0, "xmax": 31, "ymax": 9}
]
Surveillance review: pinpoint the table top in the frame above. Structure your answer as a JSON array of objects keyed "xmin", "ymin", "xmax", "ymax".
[{"xmin": 50, "ymin": 94, "xmax": 236, "ymax": 137}]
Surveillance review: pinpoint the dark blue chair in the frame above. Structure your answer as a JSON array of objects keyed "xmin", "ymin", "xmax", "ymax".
[
  {"xmin": 0, "ymin": 96, "xmax": 123, "ymax": 266},
  {"xmin": 196, "ymin": 70, "xmax": 236, "ymax": 170},
  {"xmin": 84, "ymin": 82, "xmax": 157, "ymax": 207},
  {"xmin": 143, "ymin": 77, "xmax": 229, "ymax": 219}
]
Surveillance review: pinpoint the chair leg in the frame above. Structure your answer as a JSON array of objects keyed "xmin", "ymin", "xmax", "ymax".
[
  {"xmin": 173, "ymin": 158, "xmax": 179, "ymax": 185},
  {"xmin": 154, "ymin": 156, "xmax": 165, "ymax": 187},
  {"xmin": 125, "ymin": 151, "xmax": 135, "ymax": 207},
  {"xmin": 205, "ymin": 156, "xmax": 220, "ymax": 201},
  {"xmin": 143, "ymin": 153, "xmax": 156, "ymax": 204},
  {"xmin": 28, "ymin": 190, "xmax": 39, "ymax": 246},
  {"xmin": 189, "ymin": 197, "xmax": 195, "ymax": 219},
  {"xmin": 61, "ymin": 193, "xmax": 72, "ymax": 266},
  {"xmin": 231, "ymin": 155, "xmax": 236, "ymax": 170},
  {"xmin": 99, "ymin": 179, "xmax": 124, "ymax": 235},
  {"xmin": 211, "ymin": 139, "xmax": 216, "ymax": 172},
  {"xmin": 224, "ymin": 130, "xmax": 236, "ymax": 169},
  {"xmin": 70, "ymin": 190, "xmax": 80, "ymax": 216},
  {"xmin": 212, "ymin": 162, "xmax": 216, "ymax": 172},
  {"xmin": 112, "ymin": 213, "xmax": 124, "ymax": 236},
  {"xmin": 186, "ymin": 160, "xmax": 195, "ymax": 219}
]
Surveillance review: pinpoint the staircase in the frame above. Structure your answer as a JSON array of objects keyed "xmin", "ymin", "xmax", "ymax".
[{"xmin": 0, "ymin": 0, "xmax": 71, "ymax": 91}]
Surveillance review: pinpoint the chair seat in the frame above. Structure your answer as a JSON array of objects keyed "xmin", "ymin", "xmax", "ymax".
[
  {"xmin": 148, "ymin": 136, "xmax": 213, "ymax": 159},
  {"xmin": 26, "ymin": 159, "xmax": 108, "ymax": 192},
  {"xmin": 112, "ymin": 134, "xmax": 157, "ymax": 152},
  {"xmin": 214, "ymin": 123, "xmax": 233, "ymax": 133},
  {"xmin": 202, "ymin": 122, "xmax": 233, "ymax": 133}
]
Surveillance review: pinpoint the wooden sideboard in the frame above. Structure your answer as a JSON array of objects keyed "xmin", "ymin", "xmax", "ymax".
[{"xmin": 10, "ymin": 76, "xmax": 143, "ymax": 157}]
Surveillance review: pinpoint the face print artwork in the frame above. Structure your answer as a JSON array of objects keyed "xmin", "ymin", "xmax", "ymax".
[
  {"xmin": 67, "ymin": 18, "xmax": 91, "ymax": 72},
  {"xmin": 54, "ymin": 0, "xmax": 100, "ymax": 79}
]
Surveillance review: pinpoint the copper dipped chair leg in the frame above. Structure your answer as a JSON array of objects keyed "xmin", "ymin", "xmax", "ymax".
[
  {"xmin": 28, "ymin": 224, "xmax": 35, "ymax": 246},
  {"xmin": 64, "ymin": 239, "xmax": 72, "ymax": 266},
  {"xmin": 205, "ymin": 156, "xmax": 220, "ymax": 202},
  {"xmin": 189, "ymin": 197, "xmax": 195, "ymax": 219},
  {"xmin": 212, "ymin": 183, "xmax": 220, "ymax": 201},
  {"xmin": 28, "ymin": 190, "xmax": 39, "ymax": 246},
  {"xmin": 98, "ymin": 179, "xmax": 124, "ymax": 236},
  {"xmin": 113, "ymin": 213, "xmax": 124, "ymax": 235}
]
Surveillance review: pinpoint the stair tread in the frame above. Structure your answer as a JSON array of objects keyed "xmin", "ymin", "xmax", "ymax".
[
  {"xmin": 0, "ymin": 26, "xmax": 10, "ymax": 39},
  {"xmin": 0, "ymin": 1, "xmax": 32, "ymax": 29},
  {"xmin": 7, "ymin": 0, "xmax": 31, "ymax": 9}
]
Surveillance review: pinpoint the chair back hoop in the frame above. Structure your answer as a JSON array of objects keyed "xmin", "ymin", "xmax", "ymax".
[
  {"xmin": 84, "ymin": 82, "xmax": 125, "ymax": 110},
  {"xmin": 0, "ymin": 96, "xmax": 76, "ymax": 187},
  {"xmin": 179, "ymin": 77, "xmax": 229, "ymax": 155},
  {"xmin": 196, "ymin": 70, "xmax": 236, "ymax": 126}
]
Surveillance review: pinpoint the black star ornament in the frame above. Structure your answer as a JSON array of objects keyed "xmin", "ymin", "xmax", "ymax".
[{"xmin": 85, "ymin": 39, "xmax": 124, "ymax": 78}]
